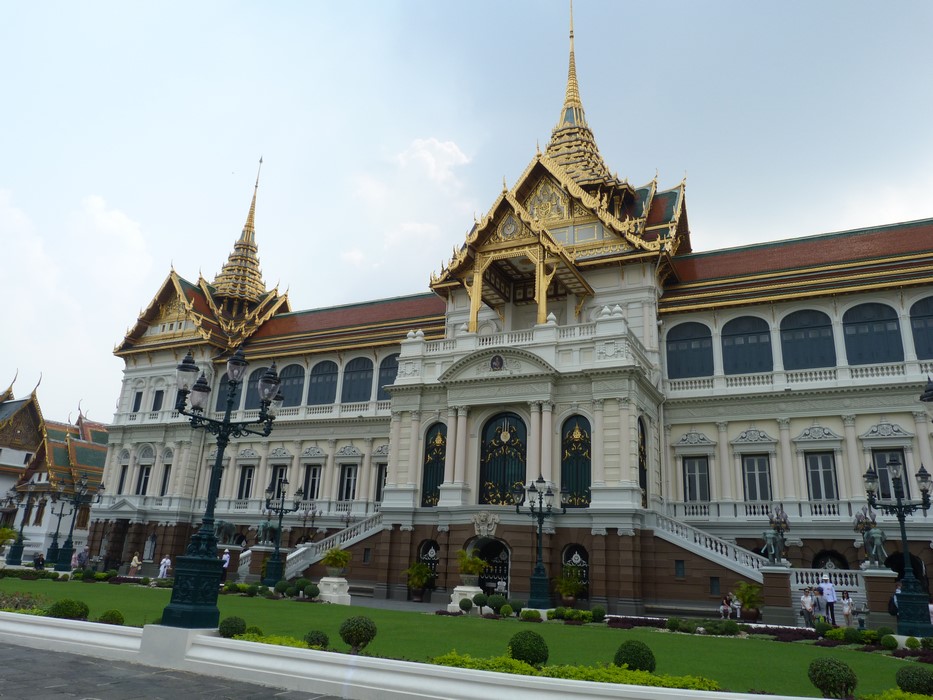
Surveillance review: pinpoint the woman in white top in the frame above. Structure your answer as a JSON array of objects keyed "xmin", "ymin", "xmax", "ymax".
[{"xmin": 840, "ymin": 591, "xmax": 853, "ymax": 627}]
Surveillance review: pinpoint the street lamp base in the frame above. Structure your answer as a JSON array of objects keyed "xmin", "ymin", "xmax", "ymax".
[
  {"xmin": 896, "ymin": 587, "xmax": 933, "ymax": 638},
  {"xmin": 528, "ymin": 570, "xmax": 551, "ymax": 610},
  {"xmin": 262, "ymin": 556, "xmax": 284, "ymax": 588},
  {"xmin": 161, "ymin": 555, "xmax": 223, "ymax": 629},
  {"xmin": 55, "ymin": 545, "xmax": 75, "ymax": 572},
  {"xmin": 4, "ymin": 541, "xmax": 24, "ymax": 566}
]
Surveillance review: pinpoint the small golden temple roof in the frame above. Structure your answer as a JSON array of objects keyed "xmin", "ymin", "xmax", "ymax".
[
  {"xmin": 545, "ymin": 3, "xmax": 616, "ymax": 188},
  {"xmin": 212, "ymin": 158, "xmax": 267, "ymax": 303}
]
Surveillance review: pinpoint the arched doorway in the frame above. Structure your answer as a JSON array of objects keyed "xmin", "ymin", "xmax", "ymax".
[
  {"xmin": 479, "ymin": 412, "xmax": 527, "ymax": 505},
  {"xmin": 563, "ymin": 543, "xmax": 590, "ymax": 599},
  {"xmin": 885, "ymin": 551, "xmax": 930, "ymax": 592},
  {"xmin": 471, "ymin": 537, "xmax": 511, "ymax": 596}
]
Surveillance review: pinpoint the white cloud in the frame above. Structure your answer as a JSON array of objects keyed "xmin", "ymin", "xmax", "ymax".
[{"xmin": 396, "ymin": 137, "xmax": 470, "ymax": 188}]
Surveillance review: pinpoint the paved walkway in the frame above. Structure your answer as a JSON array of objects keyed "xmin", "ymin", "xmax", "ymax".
[
  {"xmin": 0, "ymin": 642, "xmax": 346, "ymax": 700},
  {"xmin": 0, "ymin": 595, "xmax": 438, "ymax": 699}
]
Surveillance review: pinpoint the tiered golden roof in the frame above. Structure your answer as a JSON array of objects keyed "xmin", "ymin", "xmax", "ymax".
[{"xmin": 211, "ymin": 159, "xmax": 267, "ymax": 302}]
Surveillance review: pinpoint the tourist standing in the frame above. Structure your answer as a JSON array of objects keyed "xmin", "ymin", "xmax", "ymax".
[
  {"xmin": 840, "ymin": 591, "xmax": 853, "ymax": 627},
  {"xmin": 158, "ymin": 554, "xmax": 172, "ymax": 578},
  {"xmin": 220, "ymin": 549, "xmax": 231, "ymax": 583},
  {"xmin": 820, "ymin": 574, "xmax": 837, "ymax": 625},
  {"xmin": 800, "ymin": 587, "xmax": 814, "ymax": 628},
  {"xmin": 129, "ymin": 552, "xmax": 141, "ymax": 577}
]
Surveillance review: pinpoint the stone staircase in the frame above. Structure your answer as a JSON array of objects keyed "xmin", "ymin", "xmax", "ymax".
[
  {"xmin": 283, "ymin": 512, "xmax": 384, "ymax": 580},
  {"xmin": 649, "ymin": 511, "xmax": 769, "ymax": 583}
]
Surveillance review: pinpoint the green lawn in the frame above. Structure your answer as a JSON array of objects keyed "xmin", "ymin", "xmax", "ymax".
[{"xmin": 0, "ymin": 578, "xmax": 906, "ymax": 697}]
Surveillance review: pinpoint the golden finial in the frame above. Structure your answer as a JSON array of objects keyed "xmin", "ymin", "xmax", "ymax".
[
  {"xmin": 242, "ymin": 156, "xmax": 263, "ymax": 244},
  {"xmin": 564, "ymin": 0, "xmax": 582, "ymax": 110}
]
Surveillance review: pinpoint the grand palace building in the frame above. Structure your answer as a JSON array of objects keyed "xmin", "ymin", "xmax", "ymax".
[{"xmin": 89, "ymin": 20, "xmax": 933, "ymax": 614}]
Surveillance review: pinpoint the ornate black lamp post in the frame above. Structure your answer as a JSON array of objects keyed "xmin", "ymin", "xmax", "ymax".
[
  {"xmin": 46, "ymin": 485, "xmax": 71, "ymax": 565},
  {"xmin": 55, "ymin": 474, "xmax": 105, "ymax": 572},
  {"xmin": 261, "ymin": 478, "xmax": 303, "ymax": 587},
  {"xmin": 162, "ymin": 348, "xmax": 281, "ymax": 629},
  {"xmin": 511, "ymin": 475, "xmax": 568, "ymax": 609},
  {"xmin": 863, "ymin": 454, "xmax": 932, "ymax": 636},
  {"xmin": 4, "ymin": 485, "xmax": 39, "ymax": 565},
  {"xmin": 300, "ymin": 501, "xmax": 321, "ymax": 542}
]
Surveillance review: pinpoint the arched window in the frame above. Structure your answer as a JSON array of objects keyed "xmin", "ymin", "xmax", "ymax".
[
  {"xmin": 479, "ymin": 412, "xmax": 527, "ymax": 505},
  {"xmin": 722, "ymin": 316, "xmax": 772, "ymax": 375},
  {"xmin": 843, "ymin": 303, "xmax": 903, "ymax": 365},
  {"xmin": 307, "ymin": 361, "xmax": 338, "ymax": 405},
  {"xmin": 780, "ymin": 310, "xmax": 836, "ymax": 370},
  {"xmin": 665, "ymin": 322, "xmax": 713, "ymax": 379},
  {"xmin": 911, "ymin": 296, "xmax": 933, "ymax": 360},
  {"xmin": 243, "ymin": 367, "xmax": 269, "ymax": 410},
  {"xmin": 215, "ymin": 373, "xmax": 243, "ymax": 411},
  {"xmin": 278, "ymin": 364, "xmax": 305, "ymax": 407},
  {"xmin": 377, "ymin": 353, "xmax": 400, "ymax": 401},
  {"xmin": 341, "ymin": 357, "xmax": 374, "ymax": 403},
  {"xmin": 421, "ymin": 423, "xmax": 446, "ymax": 507},
  {"xmin": 562, "ymin": 544, "xmax": 590, "ymax": 596},
  {"xmin": 560, "ymin": 416, "xmax": 591, "ymax": 507}
]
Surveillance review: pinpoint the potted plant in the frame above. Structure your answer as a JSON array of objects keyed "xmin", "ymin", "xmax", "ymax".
[
  {"xmin": 456, "ymin": 549, "xmax": 487, "ymax": 586},
  {"xmin": 733, "ymin": 581, "xmax": 763, "ymax": 621},
  {"xmin": 403, "ymin": 561, "xmax": 433, "ymax": 602},
  {"xmin": 554, "ymin": 567, "xmax": 585, "ymax": 606},
  {"xmin": 321, "ymin": 547, "xmax": 350, "ymax": 577}
]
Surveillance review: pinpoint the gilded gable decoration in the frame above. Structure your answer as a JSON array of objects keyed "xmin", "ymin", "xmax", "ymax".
[{"xmin": 526, "ymin": 180, "xmax": 568, "ymax": 223}]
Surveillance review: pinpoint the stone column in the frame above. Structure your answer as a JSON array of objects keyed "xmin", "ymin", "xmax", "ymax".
[
  {"xmin": 778, "ymin": 418, "xmax": 796, "ymax": 499},
  {"xmin": 527, "ymin": 402, "xmax": 541, "ymax": 484},
  {"xmin": 913, "ymin": 411, "xmax": 933, "ymax": 470},
  {"xmin": 407, "ymin": 411, "xmax": 422, "ymax": 486},
  {"xmin": 257, "ymin": 444, "xmax": 271, "ymax": 497},
  {"xmin": 618, "ymin": 397, "xmax": 631, "ymax": 485},
  {"xmin": 290, "ymin": 441, "xmax": 302, "ymax": 492},
  {"xmin": 592, "ymin": 399, "xmax": 605, "ymax": 485},
  {"xmin": 387, "ymin": 413, "xmax": 402, "ymax": 485},
  {"xmin": 222, "ymin": 453, "xmax": 239, "ymax": 499},
  {"xmin": 717, "ymin": 422, "xmax": 731, "ymax": 501},
  {"xmin": 843, "ymin": 414, "xmax": 861, "ymax": 500},
  {"xmin": 442, "ymin": 408, "xmax": 457, "ymax": 484},
  {"xmin": 540, "ymin": 402, "xmax": 554, "ymax": 482},
  {"xmin": 323, "ymin": 440, "xmax": 337, "ymax": 501},
  {"xmin": 358, "ymin": 438, "xmax": 373, "ymax": 503},
  {"xmin": 454, "ymin": 407, "xmax": 468, "ymax": 483}
]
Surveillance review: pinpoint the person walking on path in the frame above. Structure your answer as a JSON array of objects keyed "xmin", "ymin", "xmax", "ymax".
[
  {"xmin": 158, "ymin": 554, "xmax": 172, "ymax": 578},
  {"xmin": 820, "ymin": 574, "xmax": 837, "ymax": 625},
  {"xmin": 220, "ymin": 549, "xmax": 231, "ymax": 583},
  {"xmin": 129, "ymin": 552, "xmax": 141, "ymax": 577},
  {"xmin": 76, "ymin": 546, "xmax": 90, "ymax": 568},
  {"xmin": 800, "ymin": 587, "xmax": 815, "ymax": 628}
]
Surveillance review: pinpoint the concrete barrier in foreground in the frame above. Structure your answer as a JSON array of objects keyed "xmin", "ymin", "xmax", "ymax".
[{"xmin": 0, "ymin": 612, "xmax": 810, "ymax": 700}]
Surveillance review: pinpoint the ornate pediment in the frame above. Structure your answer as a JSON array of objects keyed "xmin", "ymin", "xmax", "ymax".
[
  {"xmin": 336, "ymin": 445, "xmax": 362, "ymax": 457},
  {"xmin": 268, "ymin": 447, "xmax": 291, "ymax": 459},
  {"xmin": 438, "ymin": 348, "xmax": 557, "ymax": 384},
  {"xmin": 301, "ymin": 446, "xmax": 325, "ymax": 458},
  {"xmin": 731, "ymin": 428, "xmax": 777, "ymax": 446}
]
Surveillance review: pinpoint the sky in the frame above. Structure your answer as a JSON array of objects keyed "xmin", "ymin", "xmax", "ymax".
[{"xmin": 1, "ymin": 1, "xmax": 932, "ymax": 424}]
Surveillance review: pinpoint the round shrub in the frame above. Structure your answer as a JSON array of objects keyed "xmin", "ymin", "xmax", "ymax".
[
  {"xmin": 96, "ymin": 609, "xmax": 124, "ymax": 625},
  {"xmin": 509, "ymin": 599, "xmax": 525, "ymax": 615},
  {"xmin": 897, "ymin": 664, "xmax": 933, "ymax": 695},
  {"xmin": 304, "ymin": 582, "xmax": 320, "ymax": 599},
  {"xmin": 907, "ymin": 636, "xmax": 922, "ymax": 650},
  {"xmin": 304, "ymin": 630, "xmax": 330, "ymax": 649},
  {"xmin": 139, "ymin": 576, "xmax": 150, "ymax": 586},
  {"xmin": 218, "ymin": 616, "xmax": 247, "ymax": 639},
  {"xmin": 46, "ymin": 598, "xmax": 90, "ymax": 620},
  {"xmin": 814, "ymin": 620, "xmax": 832, "ymax": 637},
  {"xmin": 499, "ymin": 603, "xmax": 514, "ymax": 617},
  {"xmin": 245, "ymin": 584, "xmax": 259, "ymax": 597},
  {"xmin": 881, "ymin": 634, "xmax": 899, "ymax": 650},
  {"xmin": 57, "ymin": 573, "xmax": 70, "ymax": 582},
  {"xmin": 274, "ymin": 580, "xmax": 289, "ymax": 595},
  {"xmin": 472, "ymin": 593, "xmax": 488, "ymax": 609},
  {"xmin": 553, "ymin": 606, "xmax": 568, "ymax": 620},
  {"xmin": 245, "ymin": 625, "xmax": 264, "ymax": 636},
  {"xmin": 922, "ymin": 637, "xmax": 933, "ymax": 651},
  {"xmin": 878, "ymin": 626, "xmax": 895, "ymax": 637},
  {"xmin": 294, "ymin": 578, "xmax": 310, "ymax": 592},
  {"xmin": 590, "ymin": 605, "xmax": 606, "ymax": 623},
  {"xmin": 223, "ymin": 582, "xmax": 238, "ymax": 593},
  {"xmin": 520, "ymin": 609, "xmax": 541, "ymax": 622},
  {"xmin": 613, "ymin": 640, "xmax": 656, "ymax": 673},
  {"xmin": 459, "ymin": 597, "xmax": 473, "ymax": 613},
  {"xmin": 508, "ymin": 630, "xmax": 549, "ymax": 667},
  {"xmin": 339, "ymin": 615, "xmax": 377, "ymax": 654},
  {"xmin": 285, "ymin": 586, "xmax": 299, "ymax": 598},
  {"xmin": 842, "ymin": 627, "xmax": 862, "ymax": 645},
  {"xmin": 487, "ymin": 594, "xmax": 507, "ymax": 614},
  {"xmin": 666, "ymin": 617, "xmax": 682, "ymax": 631},
  {"xmin": 807, "ymin": 657, "xmax": 857, "ymax": 699}
]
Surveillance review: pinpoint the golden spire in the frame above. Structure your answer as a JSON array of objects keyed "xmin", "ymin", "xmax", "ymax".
[
  {"xmin": 212, "ymin": 158, "xmax": 267, "ymax": 303},
  {"xmin": 546, "ymin": 2, "xmax": 615, "ymax": 187}
]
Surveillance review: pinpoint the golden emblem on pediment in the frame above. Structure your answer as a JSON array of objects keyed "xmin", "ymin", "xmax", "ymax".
[{"xmin": 526, "ymin": 180, "xmax": 567, "ymax": 223}]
